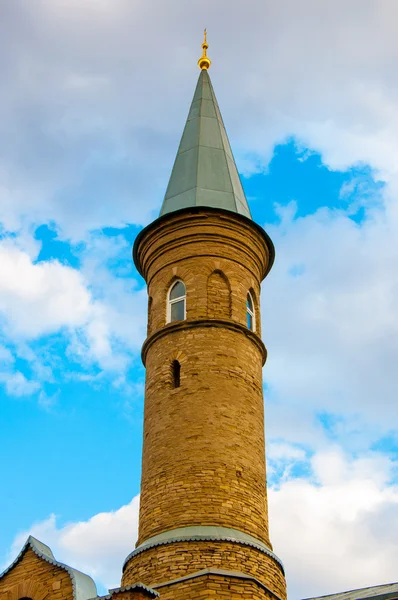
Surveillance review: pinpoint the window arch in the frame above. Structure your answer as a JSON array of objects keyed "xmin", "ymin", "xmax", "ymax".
[
  {"xmin": 246, "ymin": 292, "xmax": 255, "ymax": 331},
  {"xmin": 207, "ymin": 270, "xmax": 231, "ymax": 319},
  {"xmin": 167, "ymin": 280, "xmax": 186, "ymax": 323}
]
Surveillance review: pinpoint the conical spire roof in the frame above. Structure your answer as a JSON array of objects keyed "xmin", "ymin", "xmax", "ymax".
[{"xmin": 160, "ymin": 69, "xmax": 252, "ymax": 220}]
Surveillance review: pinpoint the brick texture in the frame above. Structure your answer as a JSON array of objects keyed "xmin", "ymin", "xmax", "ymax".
[
  {"xmin": 123, "ymin": 208, "xmax": 287, "ymax": 599},
  {"xmin": 156, "ymin": 572, "xmax": 279, "ymax": 600},
  {"xmin": 123, "ymin": 541, "xmax": 285, "ymax": 599},
  {"xmin": 0, "ymin": 548, "xmax": 73, "ymax": 600},
  {"xmin": 207, "ymin": 270, "xmax": 231, "ymax": 318},
  {"xmin": 138, "ymin": 324, "xmax": 268, "ymax": 542}
]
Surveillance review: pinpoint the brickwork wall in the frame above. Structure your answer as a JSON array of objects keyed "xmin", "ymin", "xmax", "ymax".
[
  {"xmin": 123, "ymin": 541, "xmax": 286, "ymax": 599},
  {"xmin": 138, "ymin": 325, "xmax": 269, "ymax": 544},
  {"xmin": 207, "ymin": 270, "xmax": 231, "ymax": 318},
  {"xmin": 139, "ymin": 211, "xmax": 267, "ymax": 339},
  {"xmin": 126, "ymin": 209, "xmax": 287, "ymax": 598},
  {"xmin": 135, "ymin": 211, "xmax": 270, "ymax": 547},
  {"xmin": 0, "ymin": 548, "xmax": 73, "ymax": 600},
  {"xmin": 156, "ymin": 573, "xmax": 278, "ymax": 600}
]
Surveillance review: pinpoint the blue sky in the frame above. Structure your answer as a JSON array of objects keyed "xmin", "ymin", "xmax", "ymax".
[{"xmin": 1, "ymin": 2, "xmax": 398, "ymax": 599}]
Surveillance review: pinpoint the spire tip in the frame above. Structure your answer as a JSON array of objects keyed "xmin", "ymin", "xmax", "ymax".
[{"xmin": 198, "ymin": 29, "xmax": 211, "ymax": 70}]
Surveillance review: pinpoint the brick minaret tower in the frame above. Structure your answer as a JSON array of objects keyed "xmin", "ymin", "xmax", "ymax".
[{"xmin": 122, "ymin": 33, "xmax": 287, "ymax": 600}]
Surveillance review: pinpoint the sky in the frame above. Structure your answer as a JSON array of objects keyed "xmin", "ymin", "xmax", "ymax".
[{"xmin": 1, "ymin": 0, "xmax": 398, "ymax": 598}]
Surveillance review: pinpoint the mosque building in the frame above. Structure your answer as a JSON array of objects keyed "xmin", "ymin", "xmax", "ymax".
[{"xmin": 0, "ymin": 33, "xmax": 395, "ymax": 600}]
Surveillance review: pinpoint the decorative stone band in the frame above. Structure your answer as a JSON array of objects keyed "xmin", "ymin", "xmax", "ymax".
[
  {"xmin": 123, "ymin": 526, "xmax": 284, "ymax": 575},
  {"xmin": 141, "ymin": 319, "xmax": 267, "ymax": 366},
  {"xmin": 152, "ymin": 567, "xmax": 283, "ymax": 600}
]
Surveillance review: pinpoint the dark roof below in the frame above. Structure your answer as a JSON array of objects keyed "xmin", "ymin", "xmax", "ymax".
[{"xmin": 304, "ymin": 582, "xmax": 398, "ymax": 600}]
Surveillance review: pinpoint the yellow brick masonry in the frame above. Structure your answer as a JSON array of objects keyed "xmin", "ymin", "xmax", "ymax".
[
  {"xmin": 141, "ymin": 211, "xmax": 266, "ymax": 338},
  {"xmin": 123, "ymin": 541, "xmax": 285, "ymax": 598},
  {"xmin": 155, "ymin": 572, "xmax": 280, "ymax": 600},
  {"xmin": 139, "ymin": 325, "xmax": 268, "ymax": 542},
  {"xmin": 0, "ymin": 548, "xmax": 73, "ymax": 600},
  {"xmin": 123, "ymin": 208, "xmax": 287, "ymax": 599}
]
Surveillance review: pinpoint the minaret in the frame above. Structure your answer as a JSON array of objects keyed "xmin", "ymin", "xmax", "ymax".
[{"xmin": 122, "ymin": 33, "xmax": 287, "ymax": 600}]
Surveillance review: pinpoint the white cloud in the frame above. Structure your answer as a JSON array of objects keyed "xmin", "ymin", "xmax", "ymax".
[
  {"xmin": 4, "ymin": 496, "xmax": 140, "ymax": 594},
  {"xmin": 0, "ymin": 371, "xmax": 40, "ymax": 397},
  {"xmin": 262, "ymin": 197, "xmax": 398, "ymax": 449},
  {"xmin": 0, "ymin": 0, "xmax": 397, "ymax": 423},
  {"xmin": 0, "ymin": 241, "xmax": 92, "ymax": 337},
  {"xmin": 1, "ymin": 1, "xmax": 398, "ymax": 236},
  {"xmin": 269, "ymin": 449, "xmax": 398, "ymax": 599},
  {"xmin": 0, "ymin": 345, "xmax": 13, "ymax": 364},
  {"xmin": 1, "ymin": 3, "xmax": 398, "ymax": 597},
  {"xmin": 0, "ymin": 234, "xmax": 147, "ymax": 395}
]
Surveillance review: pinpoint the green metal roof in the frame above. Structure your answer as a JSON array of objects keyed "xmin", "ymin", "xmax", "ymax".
[{"xmin": 160, "ymin": 70, "xmax": 252, "ymax": 220}]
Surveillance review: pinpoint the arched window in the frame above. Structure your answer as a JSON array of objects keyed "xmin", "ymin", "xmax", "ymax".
[
  {"xmin": 246, "ymin": 292, "xmax": 255, "ymax": 331},
  {"xmin": 171, "ymin": 360, "xmax": 181, "ymax": 388},
  {"xmin": 167, "ymin": 280, "xmax": 186, "ymax": 323}
]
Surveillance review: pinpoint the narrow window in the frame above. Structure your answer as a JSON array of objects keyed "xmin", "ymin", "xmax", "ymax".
[
  {"xmin": 167, "ymin": 280, "xmax": 186, "ymax": 323},
  {"xmin": 172, "ymin": 360, "xmax": 181, "ymax": 388},
  {"xmin": 246, "ymin": 292, "xmax": 255, "ymax": 331}
]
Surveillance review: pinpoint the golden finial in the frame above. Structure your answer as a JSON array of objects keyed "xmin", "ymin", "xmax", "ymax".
[{"xmin": 198, "ymin": 29, "xmax": 211, "ymax": 70}]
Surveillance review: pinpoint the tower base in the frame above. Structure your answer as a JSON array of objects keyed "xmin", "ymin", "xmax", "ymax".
[{"xmin": 122, "ymin": 527, "xmax": 286, "ymax": 600}]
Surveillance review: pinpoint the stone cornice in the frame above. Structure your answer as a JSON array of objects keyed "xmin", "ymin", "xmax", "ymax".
[
  {"xmin": 133, "ymin": 207, "xmax": 274, "ymax": 282},
  {"xmin": 123, "ymin": 526, "xmax": 284, "ymax": 576},
  {"xmin": 141, "ymin": 318, "xmax": 267, "ymax": 366}
]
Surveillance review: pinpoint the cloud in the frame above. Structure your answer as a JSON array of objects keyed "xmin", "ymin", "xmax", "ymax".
[
  {"xmin": 0, "ymin": 233, "xmax": 147, "ymax": 397},
  {"xmin": 0, "ymin": 371, "xmax": 40, "ymax": 398},
  {"xmin": 4, "ymin": 496, "xmax": 140, "ymax": 594},
  {"xmin": 0, "ymin": 240, "xmax": 92, "ymax": 338},
  {"xmin": 1, "ymin": 0, "xmax": 398, "ymax": 237},
  {"xmin": 1, "ymin": 0, "xmax": 397, "ymax": 417},
  {"xmin": 269, "ymin": 449, "xmax": 398, "ymax": 599},
  {"xmin": 262, "ymin": 197, "xmax": 398, "ymax": 450},
  {"xmin": 1, "ymin": 3, "xmax": 398, "ymax": 597},
  {"xmin": 3, "ymin": 450, "xmax": 397, "ymax": 599}
]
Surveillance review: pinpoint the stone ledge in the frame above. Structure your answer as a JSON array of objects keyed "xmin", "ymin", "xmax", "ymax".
[
  {"xmin": 123, "ymin": 526, "xmax": 284, "ymax": 575},
  {"xmin": 141, "ymin": 318, "xmax": 267, "ymax": 366}
]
